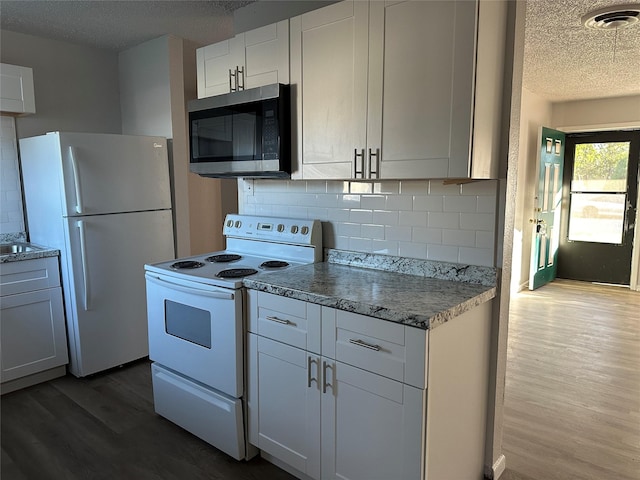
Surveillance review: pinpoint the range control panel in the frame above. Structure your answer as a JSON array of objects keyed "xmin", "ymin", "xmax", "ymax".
[{"xmin": 223, "ymin": 214, "xmax": 321, "ymax": 247}]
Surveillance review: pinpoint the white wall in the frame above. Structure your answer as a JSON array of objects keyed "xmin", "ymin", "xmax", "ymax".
[
  {"xmin": 0, "ymin": 117, "xmax": 24, "ymax": 234},
  {"xmin": 239, "ymin": 178, "xmax": 499, "ymax": 267},
  {"xmin": 511, "ymin": 88, "xmax": 552, "ymax": 292},
  {"xmin": 0, "ymin": 30, "xmax": 122, "ymax": 139},
  {"xmin": 0, "ymin": 30, "xmax": 122, "ymax": 236},
  {"xmin": 552, "ymin": 95, "xmax": 640, "ymax": 132}
]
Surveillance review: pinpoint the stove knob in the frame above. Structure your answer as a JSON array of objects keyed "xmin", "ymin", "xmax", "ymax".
[
  {"xmin": 226, "ymin": 220, "xmax": 233, "ymax": 227},
  {"xmin": 277, "ymin": 224, "xmax": 285, "ymax": 232},
  {"xmin": 290, "ymin": 225, "xmax": 299, "ymax": 234},
  {"xmin": 235, "ymin": 220, "xmax": 242, "ymax": 228},
  {"xmin": 301, "ymin": 226, "xmax": 309, "ymax": 235}
]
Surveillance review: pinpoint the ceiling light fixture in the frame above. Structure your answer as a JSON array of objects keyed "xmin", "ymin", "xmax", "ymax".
[{"xmin": 581, "ymin": 4, "xmax": 640, "ymax": 30}]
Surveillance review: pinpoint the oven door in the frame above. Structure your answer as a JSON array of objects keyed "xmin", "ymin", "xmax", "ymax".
[{"xmin": 145, "ymin": 272, "xmax": 243, "ymax": 397}]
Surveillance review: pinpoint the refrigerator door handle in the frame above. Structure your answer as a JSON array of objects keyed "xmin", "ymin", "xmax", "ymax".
[
  {"xmin": 68, "ymin": 146, "xmax": 84, "ymax": 214},
  {"xmin": 77, "ymin": 220, "xmax": 90, "ymax": 310}
]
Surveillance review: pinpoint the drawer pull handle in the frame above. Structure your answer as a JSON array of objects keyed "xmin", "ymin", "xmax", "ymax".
[
  {"xmin": 349, "ymin": 338, "xmax": 381, "ymax": 351},
  {"xmin": 307, "ymin": 356, "xmax": 318, "ymax": 388},
  {"xmin": 322, "ymin": 360, "xmax": 333, "ymax": 394},
  {"xmin": 266, "ymin": 315, "xmax": 290, "ymax": 325}
]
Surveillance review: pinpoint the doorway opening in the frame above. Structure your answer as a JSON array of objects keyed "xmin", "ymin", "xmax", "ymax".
[{"xmin": 557, "ymin": 130, "xmax": 640, "ymax": 285}]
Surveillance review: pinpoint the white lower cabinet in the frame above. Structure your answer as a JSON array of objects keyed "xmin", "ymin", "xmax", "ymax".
[
  {"xmin": 247, "ymin": 290, "xmax": 426, "ymax": 480},
  {"xmin": 0, "ymin": 257, "xmax": 68, "ymax": 393}
]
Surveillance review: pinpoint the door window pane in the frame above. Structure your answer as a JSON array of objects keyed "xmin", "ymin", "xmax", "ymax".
[
  {"xmin": 571, "ymin": 142, "xmax": 629, "ymax": 192},
  {"xmin": 568, "ymin": 141, "xmax": 630, "ymax": 245}
]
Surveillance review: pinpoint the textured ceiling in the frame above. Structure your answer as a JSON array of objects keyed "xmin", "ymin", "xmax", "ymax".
[
  {"xmin": 1, "ymin": 0, "xmax": 639, "ymax": 102},
  {"xmin": 524, "ymin": 0, "xmax": 640, "ymax": 101}
]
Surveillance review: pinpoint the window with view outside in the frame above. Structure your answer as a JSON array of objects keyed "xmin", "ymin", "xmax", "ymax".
[{"xmin": 568, "ymin": 142, "xmax": 629, "ymax": 244}]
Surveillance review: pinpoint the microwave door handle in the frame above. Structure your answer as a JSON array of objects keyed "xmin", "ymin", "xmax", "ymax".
[{"xmin": 145, "ymin": 273, "xmax": 235, "ymax": 300}]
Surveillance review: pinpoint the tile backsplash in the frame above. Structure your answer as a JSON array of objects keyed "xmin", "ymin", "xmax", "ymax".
[
  {"xmin": 239, "ymin": 178, "xmax": 498, "ymax": 267},
  {"xmin": 0, "ymin": 117, "xmax": 25, "ymax": 235}
]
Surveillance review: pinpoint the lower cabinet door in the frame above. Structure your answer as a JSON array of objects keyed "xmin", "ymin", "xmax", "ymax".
[
  {"xmin": 249, "ymin": 334, "xmax": 321, "ymax": 479},
  {"xmin": 0, "ymin": 287, "xmax": 68, "ymax": 383},
  {"xmin": 321, "ymin": 361, "xmax": 425, "ymax": 480}
]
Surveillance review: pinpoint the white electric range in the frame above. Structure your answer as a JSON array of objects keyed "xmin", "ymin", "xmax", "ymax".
[{"xmin": 144, "ymin": 214, "xmax": 322, "ymax": 461}]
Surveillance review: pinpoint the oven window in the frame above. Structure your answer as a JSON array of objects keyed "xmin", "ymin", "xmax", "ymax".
[{"xmin": 164, "ymin": 300, "xmax": 211, "ymax": 349}]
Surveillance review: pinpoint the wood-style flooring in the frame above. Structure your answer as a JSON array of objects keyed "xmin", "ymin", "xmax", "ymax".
[
  {"xmin": 1, "ymin": 279, "xmax": 638, "ymax": 480},
  {"xmin": 502, "ymin": 279, "xmax": 640, "ymax": 480}
]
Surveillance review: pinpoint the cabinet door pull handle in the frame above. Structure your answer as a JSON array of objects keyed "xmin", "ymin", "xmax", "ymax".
[
  {"xmin": 229, "ymin": 68, "xmax": 236, "ymax": 92},
  {"xmin": 354, "ymin": 149, "xmax": 365, "ymax": 178},
  {"xmin": 369, "ymin": 148, "xmax": 380, "ymax": 179},
  {"xmin": 349, "ymin": 338, "xmax": 381, "ymax": 351},
  {"xmin": 307, "ymin": 356, "xmax": 318, "ymax": 388},
  {"xmin": 322, "ymin": 360, "xmax": 333, "ymax": 394},
  {"xmin": 266, "ymin": 315, "xmax": 290, "ymax": 325},
  {"xmin": 237, "ymin": 66, "xmax": 245, "ymax": 91}
]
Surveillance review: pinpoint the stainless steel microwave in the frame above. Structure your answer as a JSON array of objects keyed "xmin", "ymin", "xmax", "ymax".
[{"xmin": 188, "ymin": 83, "xmax": 290, "ymax": 178}]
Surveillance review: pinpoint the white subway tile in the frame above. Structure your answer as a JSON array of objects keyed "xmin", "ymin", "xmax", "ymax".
[
  {"xmin": 427, "ymin": 244, "xmax": 459, "ymax": 263},
  {"xmin": 386, "ymin": 195, "xmax": 413, "ymax": 211},
  {"xmin": 458, "ymin": 247, "xmax": 494, "ymax": 267},
  {"xmin": 373, "ymin": 210, "xmax": 399, "ymax": 225},
  {"xmin": 429, "ymin": 181, "xmax": 461, "ymax": 195},
  {"xmin": 442, "ymin": 229, "xmax": 476, "ymax": 247},
  {"xmin": 413, "ymin": 196, "xmax": 443, "ymax": 212},
  {"xmin": 334, "ymin": 236, "xmax": 350, "ymax": 250},
  {"xmin": 361, "ymin": 195, "xmax": 386, "ymax": 210},
  {"xmin": 399, "ymin": 210, "xmax": 427, "ymax": 227},
  {"xmin": 338, "ymin": 194, "xmax": 361, "ymax": 208},
  {"xmin": 287, "ymin": 206, "xmax": 309, "ymax": 218},
  {"xmin": 443, "ymin": 195, "xmax": 478, "ymax": 213},
  {"xmin": 400, "ymin": 180, "xmax": 429, "ymax": 195},
  {"xmin": 328, "ymin": 209, "xmax": 352, "ymax": 222},
  {"xmin": 305, "ymin": 180, "xmax": 328, "ymax": 193},
  {"xmin": 477, "ymin": 195, "xmax": 497, "ymax": 214},
  {"xmin": 460, "ymin": 213, "xmax": 495, "ymax": 231},
  {"xmin": 412, "ymin": 227, "xmax": 442, "ymax": 244},
  {"xmin": 326, "ymin": 181, "xmax": 350, "ymax": 193},
  {"xmin": 361, "ymin": 224, "xmax": 385, "ymax": 239},
  {"xmin": 287, "ymin": 181, "xmax": 309, "ymax": 193},
  {"xmin": 349, "ymin": 237, "xmax": 373, "ymax": 253},
  {"xmin": 350, "ymin": 182, "xmax": 373, "ymax": 194},
  {"xmin": 372, "ymin": 239, "xmax": 399, "ymax": 256},
  {"xmin": 385, "ymin": 225, "xmax": 412, "ymax": 242},
  {"xmin": 307, "ymin": 207, "xmax": 329, "ymax": 221},
  {"xmin": 428, "ymin": 212, "xmax": 460, "ymax": 229},
  {"xmin": 314, "ymin": 194, "xmax": 339, "ymax": 208},
  {"xmin": 460, "ymin": 180, "xmax": 497, "ymax": 196},
  {"xmin": 374, "ymin": 181, "xmax": 400, "ymax": 194},
  {"xmin": 398, "ymin": 241, "xmax": 427, "ymax": 259},
  {"xmin": 476, "ymin": 230, "xmax": 495, "ymax": 249},
  {"xmin": 337, "ymin": 222, "xmax": 362, "ymax": 237},
  {"xmin": 254, "ymin": 179, "xmax": 288, "ymax": 193},
  {"xmin": 350, "ymin": 209, "xmax": 373, "ymax": 224},
  {"xmin": 242, "ymin": 204, "xmax": 257, "ymax": 215}
]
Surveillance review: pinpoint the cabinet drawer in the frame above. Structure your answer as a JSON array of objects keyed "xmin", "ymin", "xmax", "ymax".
[
  {"xmin": 0, "ymin": 257, "xmax": 60, "ymax": 296},
  {"xmin": 247, "ymin": 290, "xmax": 321, "ymax": 354},
  {"xmin": 322, "ymin": 308, "xmax": 428, "ymax": 388}
]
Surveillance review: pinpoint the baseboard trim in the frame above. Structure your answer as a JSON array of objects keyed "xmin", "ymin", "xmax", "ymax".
[{"xmin": 489, "ymin": 454, "xmax": 507, "ymax": 479}]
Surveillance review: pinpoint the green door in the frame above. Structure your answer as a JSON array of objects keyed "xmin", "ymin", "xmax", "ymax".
[{"xmin": 529, "ymin": 127, "xmax": 565, "ymax": 290}]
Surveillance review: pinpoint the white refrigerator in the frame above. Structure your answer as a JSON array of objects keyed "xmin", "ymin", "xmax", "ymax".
[{"xmin": 19, "ymin": 132, "xmax": 175, "ymax": 377}]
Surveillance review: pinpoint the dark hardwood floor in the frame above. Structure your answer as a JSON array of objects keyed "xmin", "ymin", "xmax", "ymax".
[{"xmin": 2, "ymin": 279, "xmax": 638, "ymax": 480}]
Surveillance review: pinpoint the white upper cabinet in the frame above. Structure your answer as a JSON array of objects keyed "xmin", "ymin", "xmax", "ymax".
[
  {"xmin": 0, "ymin": 63, "xmax": 36, "ymax": 114},
  {"xmin": 291, "ymin": 0, "xmax": 506, "ymax": 180},
  {"xmin": 196, "ymin": 20, "xmax": 290, "ymax": 98}
]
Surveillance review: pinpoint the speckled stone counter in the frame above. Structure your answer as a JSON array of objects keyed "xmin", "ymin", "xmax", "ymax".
[
  {"xmin": 244, "ymin": 250, "xmax": 497, "ymax": 330},
  {"xmin": 0, "ymin": 241, "xmax": 60, "ymax": 264}
]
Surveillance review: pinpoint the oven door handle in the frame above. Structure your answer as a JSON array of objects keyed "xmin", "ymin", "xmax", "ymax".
[{"xmin": 145, "ymin": 273, "xmax": 235, "ymax": 300}]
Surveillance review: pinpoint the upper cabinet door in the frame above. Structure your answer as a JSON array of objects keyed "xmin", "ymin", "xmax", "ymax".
[
  {"xmin": 197, "ymin": 20, "xmax": 290, "ymax": 99},
  {"xmin": 368, "ymin": 0, "xmax": 477, "ymax": 179},
  {"xmin": 243, "ymin": 20, "xmax": 290, "ymax": 90},
  {"xmin": 290, "ymin": 1, "xmax": 369, "ymax": 180},
  {"xmin": 197, "ymin": 36, "xmax": 245, "ymax": 98},
  {"xmin": 0, "ymin": 63, "xmax": 36, "ymax": 114}
]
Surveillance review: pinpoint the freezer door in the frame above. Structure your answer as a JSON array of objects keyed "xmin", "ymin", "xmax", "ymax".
[
  {"xmin": 62, "ymin": 210, "xmax": 175, "ymax": 377},
  {"xmin": 58, "ymin": 132, "xmax": 172, "ymax": 215}
]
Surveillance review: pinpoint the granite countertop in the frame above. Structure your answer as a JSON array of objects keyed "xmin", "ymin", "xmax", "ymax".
[
  {"xmin": 0, "ymin": 241, "xmax": 60, "ymax": 264},
  {"xmin": 244, "ymin": 250, "xmax": 497, "ymax": 330}
]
